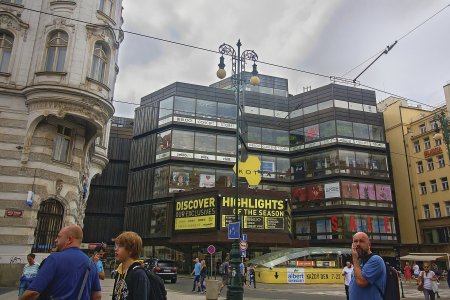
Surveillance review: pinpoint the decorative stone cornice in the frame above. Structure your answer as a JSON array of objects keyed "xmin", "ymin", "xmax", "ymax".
[
  {"xmin": 0, "ymin": 10, "xmax": 29, "ymax": 41},
  {"xmin": 44, "ymin": 16, "xmax": 75, "ymax": 34},
  {"xmin": 86, "ymin": 24, "xmax": 123, "ymax": 49}
]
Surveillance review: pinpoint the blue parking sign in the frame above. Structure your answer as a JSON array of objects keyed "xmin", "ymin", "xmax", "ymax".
[{"xmin": 228, "ymin": 222, "xmax": 240, "ymax": 239}]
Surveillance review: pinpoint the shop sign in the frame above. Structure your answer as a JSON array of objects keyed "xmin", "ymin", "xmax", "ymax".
[
  {"xmin": 5, "ymin": 209, "xmax": 23, "ymax": 218},
  {"xmin": 296, "ymin": 261, "xmax": 315, "ymax": 267},
  {"xmin": 233, "ymin": 155, "xmax": 261, "ymax": 186},
  {"xmin": 424, "ymin": 146, "xmax": 442, "ymax": 158},
  {"xmin": 287, "ymin": 268, "xmax": 305, "ymax": 283},
  {"xmin": 324, "ymin": 182, "xmax": 340, "ymax": 198},
  {"xmin": 174, "ymin": 197, "xmax": 216, "ymax": 231}
]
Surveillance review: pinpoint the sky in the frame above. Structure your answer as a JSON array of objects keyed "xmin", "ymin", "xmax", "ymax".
[{"xmin": 113, "ymin": 0, "xmax": 450, "ymax": 118}]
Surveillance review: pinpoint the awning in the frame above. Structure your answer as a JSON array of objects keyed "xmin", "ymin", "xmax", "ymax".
[{"xmin": 400, "ymin": 253, "xmax": 449, "ymax": 262}]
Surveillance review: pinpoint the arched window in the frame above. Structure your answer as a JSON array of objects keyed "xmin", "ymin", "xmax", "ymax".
[
  {"xmin": 32, "ymin": 199, "xmax": 64, "ymax": 253},
  {"xmin": 45, "ymin": 31, "xmax": 68, "ymax": 72},
  {"xmin": 90, "ymin": 42, "xmax": 109, "ymax": 83},
  {"xmin": 0, "ymin": 31, "xmax": 14, "ymax": 73}
]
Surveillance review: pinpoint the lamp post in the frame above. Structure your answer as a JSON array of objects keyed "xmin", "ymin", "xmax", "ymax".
[
  {"xmin": 433, "ymin": 110, "xmax": 450, "ymax": 160},
  {"xmin": 216, "ymin": 40, "xmax": 259, "ymax": 300}
]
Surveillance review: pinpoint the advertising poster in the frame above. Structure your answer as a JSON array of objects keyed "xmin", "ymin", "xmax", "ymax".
[
  {"xmin": 199, "ymin": 174, "xmax": 215, "ymax": 188},
  {"xmin": 150, "ymin": 204, "xmax": 168, "ymax": 234},
  {"xmin": 375, "ymin": 184, "xmax": 392, "ymax": 201},
  {"xmin": 291, "ymin": 186, "xmax": 307, "ymax": 203},
  {"xmin": 324, "ymin": 182, "xmax": 340, "ymax": 199},
  {"xmin": 292, "ymin": 161, "xmax": 305, "ymax": 180},
  {"xmin": 174, "ymin": 197, "xmax": 216, "ymax": 230},
  {"xmin": 358, "ymin": 183, "xmax": 376, "ymax": 200},
  {"xmin": 261, "ymin": 161, "xmax": 275, "ymax": 178},
  {"xmin": 171, "ymin": 171, "xmax": 190, "ymax": 187},
  {"xmin": 220, "ymin": 196, "xmax": 285, "ymax": 230},
  {"xmin": 287, "ymin": 268, "xmax": 305, "ymax": 283},
  {"xmin": 341, "ymin": 181, "xmax": 359, "ymax": 199},
  {"xmin": 306, "ymin": 184, "xmax": 324, "ymax": 201}
]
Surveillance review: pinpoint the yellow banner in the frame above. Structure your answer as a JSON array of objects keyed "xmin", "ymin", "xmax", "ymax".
[{"xmin": 175, "ymin": 215, "xmax": 216, "ymax": 230}]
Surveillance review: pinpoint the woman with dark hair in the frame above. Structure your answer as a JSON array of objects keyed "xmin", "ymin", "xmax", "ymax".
[{"xmin": 18, "ymin": 254, "xmax": 39, "ymax": 297}]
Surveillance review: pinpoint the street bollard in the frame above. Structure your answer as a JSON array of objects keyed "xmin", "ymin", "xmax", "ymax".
[{"xmin": 205, "ymin": 279, "xmax": 220, "ymax": 300}]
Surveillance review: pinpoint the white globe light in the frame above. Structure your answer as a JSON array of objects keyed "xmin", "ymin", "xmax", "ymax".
[{"xmin": 217, "ymin": 68, "xmax": 226, "ymax": 79}]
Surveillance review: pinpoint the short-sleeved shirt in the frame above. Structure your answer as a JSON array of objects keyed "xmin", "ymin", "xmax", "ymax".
[
  {"xmin": 22, "ymin": 263, "xmax": 40, "ymax": 279},
  {"xmin": 93, "ymin": 258, "xmax": 104, "ymax": 273},
  {"xmin": 342, "ymin": 266, "xmax": 353, "ymax": 286},
  {"xmin": 349, "ymin": 255, "xmax": 386, "ymax": 300},
  {"xmin": 194, "ymin": 262, "xmax": 201, "ymax": 276},
  {"xmin": 420, "ymin": 270, "xmax": 435, "ymax": 290},
  {"xmin": 28, "ymin": 247, "xmax": 101, "ymax": 299}
]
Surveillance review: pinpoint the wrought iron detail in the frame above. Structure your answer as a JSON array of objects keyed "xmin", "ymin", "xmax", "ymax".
[{"xmin": 32, "ymin": 199, "xmax": 64, "ymax": 253}]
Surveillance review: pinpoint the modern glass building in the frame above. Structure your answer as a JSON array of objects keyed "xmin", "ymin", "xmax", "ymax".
[{"xmin": 124, "ymin": 73, "xmax": 399, "ymax": 264}]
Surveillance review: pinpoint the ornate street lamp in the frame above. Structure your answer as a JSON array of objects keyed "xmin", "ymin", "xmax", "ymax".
[
  {"xmin": 432, "ymin": 110, "xmax": 450, "ymax": 160},
  {"xmin": 216, "ymin": 39, "xmax": 259, "ymax": 300}
]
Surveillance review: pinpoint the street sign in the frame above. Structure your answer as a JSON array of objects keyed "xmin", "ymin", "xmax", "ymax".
[
  {"xmin": 239, "ymin": 240, "xmax": 248, "ymax": 250},
  {"xmin": 240, "ymin": 250, "xmax": 246, "ymax": 258},
  {"xmin": 228, "ymin": 222, "xmax": 240, "ymax": 239},
  {"xmin": 233, "ymin": 155, "xmax": 262, "ymax": 186},
  {"xmin": 241, "ymin": 234, "xmax": 247, "ymax": 241},
  {"xmin": 207, "ymin": 245, "xmax": 216, "ymax": 254}
]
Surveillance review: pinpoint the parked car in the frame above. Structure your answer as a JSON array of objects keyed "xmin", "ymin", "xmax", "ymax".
[{"xmin": 144, "ymin": 259, "xmax": 177, "ymax": 283}]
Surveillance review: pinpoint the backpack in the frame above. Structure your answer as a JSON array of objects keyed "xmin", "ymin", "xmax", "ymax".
[
  {"xmin": 126, "ymin": 266, "xmax": 167, "ymax": 300},
  {"xmin": 374, "ymin": 263, "xmax": 400, "ymax": 300}
]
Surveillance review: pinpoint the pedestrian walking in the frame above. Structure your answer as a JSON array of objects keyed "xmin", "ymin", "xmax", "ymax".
[
  {"xmin": 191, "ymin": 257, "xmax": 201, "ymax": 293},
  {"xmin": 342, "ymin": 261, "xmax": 353, "ymax": 300},
  {"xmin": 200, "ymin": 259, "xmax": 207, "ymax": 293},
  {"xmin": 219, "ymin": 258, "xmax": 230, "ymax": 295},
  {"xmin": 348, "ymin": 231, "xmax": 386, "ymax": 300},
  {"xmin": 248, "ymin": 263, "xmax": 256, "ymax": 288},
  {"xmin": 413, "ymin": 263, "xmax": 420, "ymax": 279},
  {"xmin": 19, "ymin": 225, "xmax": 101, "ymax": 300},
  {"xmin": 404, "ymin": 262, "xmax": 412, "ymax": 283},
  {"xmin": 18, "ymin": 254, "xmax": 39, "ymax": 297},
  {"xmin": 417, "ymin": 262, "xmax": 438, "ymax": 300},
  {"xmin": 112, "ymin": 231, "xmax": 153, "ymax": 300},
  {"xmin": 91, "ymin": 244, "xmax": 106, "ymax": 280}
]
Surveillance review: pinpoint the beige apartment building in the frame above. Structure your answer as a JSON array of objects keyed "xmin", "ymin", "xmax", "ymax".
[{"xmin": 381, "ymin": 85, "xmax": 450, "ymax": 255}]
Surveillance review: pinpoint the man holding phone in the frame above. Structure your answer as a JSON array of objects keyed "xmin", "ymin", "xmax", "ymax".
[{"xmin": 91, "ymin": 244, "xmax": 106, "ymax": 280}]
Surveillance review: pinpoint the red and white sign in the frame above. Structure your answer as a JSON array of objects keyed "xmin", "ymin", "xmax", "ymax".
[
  {"xmin": 5, "ymin": 209, "xmax": 23, "ymax": 218},
  {"xmin": 239, "ymin": 241, "xmax": 248, "ymax": 251},
  {"xmin": 207, "ymin": 245, "xmax": 216, "ymax": 254}
]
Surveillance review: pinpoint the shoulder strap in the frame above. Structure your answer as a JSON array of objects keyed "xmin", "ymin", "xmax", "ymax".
[{"xmin": 77, "ymin": 259, "xmax": 92, "ymax": 300}]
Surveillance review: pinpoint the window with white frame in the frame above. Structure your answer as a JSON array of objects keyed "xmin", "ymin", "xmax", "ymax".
[
  {"xmin": 423, "ymin": 204, "xmax": 430, "ymax": 219},
  {"xmin": 441, "ymin": 177, "xmax": 448, "ymax": 191},
  {"xmin": 430, "ymin": 180, "xmax": 437, "ymax": 193},
  {"xmin": 435, "ymin": 138, "xmax": 442, "ymax": 146},
  {"xmin": 90, "ymin": 42, "xmax": 109, "ymax": 83},
  {"xmin": 417, "ymin": 161, "xmax": 424, "ymax": 173},
  {"xmin": 419, "ymin": 124, "xmax": 426, "ymax": 134},
  {"xmin": 99, "ymin": 0, "xmax": 114, "ymax": 17},
  {"xmin": 426, "ymin": 158, "xmax": 434, "ymax": 171},
  {"xmin": 420, "ymin": 182, "xmax": 427, "ymax": 195},
  {"xmin": 53, "ymin": 125, "xmax": 72, "ymax": 162},
  {"xmin": 0, "ymin": 31, "xmax": 13, "ymax": 73},
  {"xmin": 414, "ymin": 141, "xmax": 420, "ymax": 153},
  {"xmin": 45, "ymin": 31, "xmax": 68, "ymax": 72},
  {"xmin": 424, "ymin": 137, "xmax": 431, "ymax": 150},
  {"xmin": 446, "ymin": 201, "xmax": 450, "ymax": 216},
  {"xmin": 437, "ymin": 155, "xmax": 445, "ymax": 168},
  {"xmin": 434, "ymin": 203, "xmax": 441, "ymax": 218}
]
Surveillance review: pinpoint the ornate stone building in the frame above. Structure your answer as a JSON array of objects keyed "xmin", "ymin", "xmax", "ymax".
[{"xmin": 0, "ymin": 0, "xmax": 123, "ymax": 263}]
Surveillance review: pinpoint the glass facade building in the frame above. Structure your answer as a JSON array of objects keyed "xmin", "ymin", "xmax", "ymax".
[{"xmin": 125, "ymin": 74, "xmax": 398, "ymax": 255}]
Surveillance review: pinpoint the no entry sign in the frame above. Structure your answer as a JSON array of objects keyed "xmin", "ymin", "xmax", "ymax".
[{"xmin": 207, "ymin": 244, "xmax": 216, "ymax": 254}]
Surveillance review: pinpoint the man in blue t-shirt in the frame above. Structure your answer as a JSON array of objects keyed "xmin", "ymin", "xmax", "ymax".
[
  {"xmin": 20, "ymin": 225, "xmax": 101, "ymax": 300},
  {"xmin": 91, "ymin": 244, "xmax": 106, "ymax": 280},
  {"xmin": 349, "ymin": 232, "xmax": 386, "ymax": 300},
  {"xmin": 191, "ymin": 257, "xmax": 202, "ymax": 292}
]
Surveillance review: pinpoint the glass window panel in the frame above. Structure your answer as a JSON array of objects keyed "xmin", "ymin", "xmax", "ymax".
[
  {"xmin": 275, "ymin": 130, "xmax": 289, "ymax": 146},
  {"xmin": 0, "ymin": 49, "xmax": 11, "ymax": 72},
  {"xmin": 355, "ymin": 151, "xmax": 370, "ymax": 169},
  {"xmin": 216, "ymin": 169, "xmax": 233, "ymax": 187},
  {"xmin": 171, "ymin": 130, "xmax": 194, "ymax": 150},
  {"xmin": 276, "ymin": 157, "xmax": 290, "ymax": 179},
  {"xmin": 248, "ymin": 126, "xmax": 261, "ymax": 143},
  {"xmin": 218, "ymin": 102, "xmax": 236, "ymax": 120},
  {"xmin": 261, "ymin": 155, "xmax": 276, "ymax": 179},
  {"xmin": 336, "ymin": 120, "xmax": 354, "ymax": 138},
  {"xmin": 290, "ymin": 128, "xmax": 304, "ymax": 147},
  {"xmin": 174, "ymin": 96, "xmax": 195, "ymax": 116},
  {"xmin": 274, "ymin": 110, "xmax": 288, "ymax": 118},
  {"xmin": 196, "ymin": 100, "xmax": 217, "ymax": 118},
  {"xmin": 156, "ymin": 130, "xmax": 172, "ymax": 158},
  {"xmin": 217, "ymin": 135, "xmax": 236, "ymax": 155},
  {"xmin": 56, "ymin": 47, "xmax": 66, "ymax": 72},
  {"xmin": 274, "ymin": 89, "xmax": 287, "ymax": 97},
  {"xmin": 159, "ymin": 97, "xmax": 173, "ymax": 119},
  {"xmin": 371, "ymin": 154, "xmax": 388, "ymax": 171},
  {"xmin": 193, "ymin": 168, "xmax": 216, "ymax": 188},
  {"xmin": 349, "ymin": 102, "xmax": 363, "ymax": 111},
  {"xmin": 289, "ymin": 108, "xmax": 303, "ymax": 119},
  {"xmin": 169, "ymin": 166, "xmax": 193, "ymax": 192},
  {"xmin": 291, "ymin": 157, "xmax": 305, "ymax": 180},
  {"xmin": 319, "ymin": 120, "xmax": 336, "ymax": 138},
  {"xmin": 353, "ymin": 123, "xmax": 369, "ymax": 139},
  {"xmin": 339, "ymin": 150, "xmax": 356, "ymax": 169},
  {"xmin": 304, "ymin": 124, "xmax": 319, "ymax": 142},
  {"xmin": 153, "ymin": 166, "xmax": 170, "ymax": 197},
  {"xmin": 303, "ymin": 104, "xmax": 318, "ymax": 115},
  {"xmin": 195, "ymin": 132, "xmax": 216, "ymax": 152},
  {"xmin": 334, "ymin": 100, "xmax": 348, "ymax": 109},
  {"xmin": 259, "ymin": 108, "xmax": 274, "ymax": 117},
  {"xmin": 318, "ymin": 100, "xmax": 333, "ymax": 110},
  {"xmin": 45, "ymin": 47, "xmax": 56, "ymax": 71},
  {"xmin": 369, "ymin": 125, "xmax": 384, "ymax": 142},
  {"xmin": 244, "ymin": 106, "xmax": 259, "ymax": 114}
]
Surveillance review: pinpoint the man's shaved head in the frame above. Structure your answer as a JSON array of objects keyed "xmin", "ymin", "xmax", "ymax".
[
  {"xmin": 352, "ymin": 231, "xmax": 372, "ymax": 258},
  {"xmin": 55, "ymin": 224, "xmax": 83, "ymax": 251},
  {"xmin": 65, "ymin": 224, "xmax": 83, "ymax": 241}
]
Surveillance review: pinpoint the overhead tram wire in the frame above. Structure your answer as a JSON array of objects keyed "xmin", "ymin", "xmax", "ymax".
[{"xmin": 17, "ymin": 5, "xmax": 444, "ymax": 113}]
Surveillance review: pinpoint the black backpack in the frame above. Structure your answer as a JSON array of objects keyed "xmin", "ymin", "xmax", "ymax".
[
  {"xmin": 375, "ymin": 263, "xmax": 400, "ymax": 300},
  {"xmin": 133, "ymin": 266, "xmax": 167, "ymax": 300}
]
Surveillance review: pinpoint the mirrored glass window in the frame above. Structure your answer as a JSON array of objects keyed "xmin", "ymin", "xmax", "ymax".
[
  {"xmin": 353, "ymin": 123, "xmax": 369, "ymax": 139},
  {"xmin": 196, "ymin": 100, "xmax": 217, "ymax": 118},
  {"xmin": 336, "ymin": 120, "xmax": 353, "ymax": 138},
  {"xmin": 218, "ymin": 103, "xmax": 236, "ymax": 120},
  {"xmin": 159, "ymin": 97, "xmax": 173, "ymax": 119},
  {"xmin": 304, "ymin": 124, "xmax": 319, "ymax": 142},
  {"xmin": 319, "ymin": 120, "xmax": 336, "ymax": 138},
  {"xmin": 217, "ymin": 135, "xmax": 236, "ymax": 155},
  {"xmin": 195, "ymin": 132, "xmax": 216, "ymax": 152},
  {"xmin": 174, "ymin": 96, "xmax": 195, "ymax": 116},
  {"xmin": 290, "ymin": 128, "xmax": 304, "ymax": 147},
  {"xmin": 172, "ymin": 130, "xmax": 194, "ymax": 150},
  {"xmin": 248, "ymin": 126, "xmax": 261, "ymax": 143}
]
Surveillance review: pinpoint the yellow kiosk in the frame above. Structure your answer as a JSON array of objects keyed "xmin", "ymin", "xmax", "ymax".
[{"xmin": 248, "ymin": 247, "xmax": 352, "ymax": 284}]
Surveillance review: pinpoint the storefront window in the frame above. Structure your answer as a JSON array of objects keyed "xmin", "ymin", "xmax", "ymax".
[
  {"xmin": 153, "ymin": 166, "xmax": 170, "ymax": 198},
  {"xmin": 355, "ymin": 151, "xmax": 370, "ymax": 174},
  {"xmin": 218, "ymin": 102, "xmax": 236, "ymax": 120},
  {"xmin": 216, "ymin": 169, "xmax": 233, "ymax": 187},
  {"xmin": 316, "ymin": 219, "xmax": 332, "ymax": 240},
  {"xmin": 196, "ymin": 99, "xmax": 217, "ymax": 119},
  {"xmin": 217, "ymin": 135, "xmax": 235, "ymax": 155},
  {"xmin": 169, "ymin": 166, "xmax": 193, "ymax": 193},
  {"xmin": 319, "ymin": 120, "xmax": 336, "ymax": 138},
  {"xmin": 248, "ymin": 126, "xmax": 261, "ymax": 144},
  {"xmin": 277, "ymin": 157, "xmax": 290, "ymax": 179},
  {"xmin": 305, "ymin": 124, "xmax": 319, "ymax": 142},
  {"xmin": 338, "ymin": 150, "xmax": 355, "ymax": 172},
  {"xmin": 371, "ymin": 154, "xmax": 388, "ymax": 170},
  {"xmin": 156, "ymin": 130, "xmax": 171, "ymax": 161},
  {"xmin": 172, "ymin": 130, "xmax": 194, "ymax": 150},
  {"xmin": 353, "ymin": 123, "xmax": 369, "ymax": 140},
  {"xmin": 336, "ymin": 120, "xmax": 353, "ymax": 138},
  {"xmin": 174, "ymin": 96, "xmax": 195, "ymax": 116},
  {"xmin": 369, "ymin": 125, "xmax": 384, "ymax": 142},
  {"xmin": 323, "ymin": 150, "xmax": 339, "ymax": 174},
  {"xmin": 195, "ymin": 132, "xmax": 216, "ymax": 153},
  {"xmin": 295, "ymin": 220, "xmax": 311, "ymax": 240},
  {"xmin": 159, "ymin": 97, "xmax": 173, "ymax": 119},
  {"xmin": 290, "ymin": 128, "xmax": 304, "ymax": 147},
  {"xmin": 193, "ymin": 168, "xmax": 215, "ymax": 188}
]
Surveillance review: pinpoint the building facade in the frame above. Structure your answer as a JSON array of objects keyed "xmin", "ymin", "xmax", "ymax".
[
  {"xmin": 124, "ymin": 74, "xmax": 399, "ymax": 266},
  {"xmin": 381, "ymin": 97, "xmax": 450, "ymax": 254},
  {"xmin": 0, "ymin": 0, "xmax": 123, "ymax": 263}
]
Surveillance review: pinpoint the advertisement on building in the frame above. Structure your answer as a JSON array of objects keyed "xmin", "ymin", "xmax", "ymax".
[
  {"xmin": 287, "ymin": 268, "xmax": 305, "ymax": 283},
  {"xmin": 174, "ymin": 197, "xmax": 217, "ymax": 230},
  {"xmin": 220, "ymin": 196, "xmax": 286, "ymax": 230}
]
